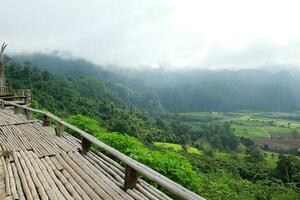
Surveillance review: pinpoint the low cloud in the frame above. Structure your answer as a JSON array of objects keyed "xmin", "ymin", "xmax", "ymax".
[{"xmin": 1, "ymin": 0, "xmax": 300, "ymax": 69}]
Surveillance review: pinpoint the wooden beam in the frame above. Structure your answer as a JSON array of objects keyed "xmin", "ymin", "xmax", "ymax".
[
  {"xmin": 0, "ymin": 120, "xmax": 39, "ymax": 126},
  {"xmin": 124, "ymin": 165, "xmax": 138, "ymax": 190},
  {"xmin": 23, "ymin": 96, "xmax": 29, "ymax": 105},
  {"xmin": 81, "ymin": 136, "xmax": 91, "ymax": 155},
  {"xmin": 13, "ymin": 105, "xmax": 19, "ymax": 114},
  {"xmin": 56, "ymin": 122, "xmax": 64, "ymax": 137},
  {"xmin": 26, "ymin": 109, "xmax": 32, "ymax": 120},
  {"xmin": 0, "ymin": 96, "xmax": 26, "ymax": 99},
  {"xmin": 43, "ymin": 114, "xmax": 51, "ymax": 126}
]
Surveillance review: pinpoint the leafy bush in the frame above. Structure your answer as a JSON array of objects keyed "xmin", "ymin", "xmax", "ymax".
[
  {"xmin": 65, "ymin": 114, "xmax": 300, "ymax": 199},
  {"xmin": 65, "ymin": 115, "xmax": 201, "ymax": 193}
]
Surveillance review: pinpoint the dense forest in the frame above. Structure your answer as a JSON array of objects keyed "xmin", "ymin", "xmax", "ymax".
[
  {"xmin": 13, "ymin": 53, "xmax": 300, "ymax": 112},
  {"xmin": 6, "ymin": 54, "xmax": 300, "ymax": 199}
]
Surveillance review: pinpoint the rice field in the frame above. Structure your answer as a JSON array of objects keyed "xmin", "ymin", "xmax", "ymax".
[{"xmin": 180, "ymin": 111, "xmax": 300, "ymax": 139}]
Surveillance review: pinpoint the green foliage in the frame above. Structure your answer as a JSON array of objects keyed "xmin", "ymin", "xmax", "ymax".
[
  {"xmin": 6, "ymin": 63, "xmax": 166, "ymax": 143},
  {"xmin": 244, "ymin": 147, "xmax": 266, "ymax": 164},
  {"xmin": 65, "ymin": 115, "xmax": 201, "ymax": 194},
  {"xmin": 64, "ymin": 114, "xmax": 106, "ymax": 138},
  {"xmin": 275, "ymin": 154, "xmax": 300, "ymax": 183},
  {"xmin": 6, "ymin": 57, "xmax": 300, "ymax": 199},
  {"xmin": 65, "ymin": 115, "xmax": 300, "ymax": 199}
]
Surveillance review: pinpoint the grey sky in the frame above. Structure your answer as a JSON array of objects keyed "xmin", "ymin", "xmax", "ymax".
[{"xmin": 1, "ymin": 0, "xmax": 300, "ymax": 69}]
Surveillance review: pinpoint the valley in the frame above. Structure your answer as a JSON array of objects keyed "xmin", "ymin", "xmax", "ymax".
[{"xmin": 4, "ymin": 54, "xmax": 300, "ymax": 199}]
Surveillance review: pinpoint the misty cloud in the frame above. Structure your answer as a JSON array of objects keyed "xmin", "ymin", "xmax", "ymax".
[{"xmin": 1, "ymin": 0, "xmax": 300, "ymax": 69}]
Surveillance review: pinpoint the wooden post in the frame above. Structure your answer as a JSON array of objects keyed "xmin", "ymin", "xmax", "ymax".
[
  {"xmin": 26, "ymin": 109, "xmax": 32, "ymax": 120},
  {"xmin": 124, "ymin": 165, "xmax": 138, "ymax": 190},
  {"xmin": 13, "ymin": 106, "xmax": 19, "ymax": 114},
  {"xmin": 24, "ymin": 96, "xmax": 29, "ymax": 105},
  {"xmin": 81, "ymin": 136, "xmax": 91, "ymax": 154},
  {"xmin": 0, "ymin": 101, "xmax": 4, "ymax": 109},
  {"xmin": 43, "ymin": 114, "xmax": 51, "ymax": 126},
  {"xmin": 56, "ymin": 122, "xmax": 64, "ymax": 137}
]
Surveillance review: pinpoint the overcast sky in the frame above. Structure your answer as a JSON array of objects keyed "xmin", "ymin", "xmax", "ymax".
[{"xmin": 1, "ymin": 0, "xmax": 300, "ymax": 69}]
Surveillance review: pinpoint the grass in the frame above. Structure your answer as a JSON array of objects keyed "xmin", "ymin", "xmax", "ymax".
[
  {"xmin": 179, "ymin": 112, "xmax": 225, "ymax": 122},
  {"xmin": 154, "ymin": 142, "xmax": 202, "ymax": 155},
  {"xmin": 154, "ymin": 142, "xmax": 182, "ymax": 151},
  {"xmin": 232, "ymin": 124, "xmax": 270, "ymax": 138},
  {"xmin": 264, "ymin": 151, "xmax": 278, "ymax": 169},
  {"xmin": 154, "ymin": 142, "xmax": 280, "ymax": 169},
  {"xmin": 180, "ymin": 111, "xmax": 300, "ymax": 139},
  {"xmin": 264, "ymin": 126, "xmax": 297, "ymax": 138}
]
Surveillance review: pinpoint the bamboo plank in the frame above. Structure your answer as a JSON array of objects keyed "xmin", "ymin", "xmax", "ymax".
[
  {"xmin": 44, "ymin": 156, "xmax": 82, "ymax": 200},
  {"xmin": 72, "ymin": 152, "xmax": 132, "ymax": 200},
  {"xmin": 1, "ymin": 156, "xmax": 11, "ymax": 196},
  {"xmin": 16, "ymin": 152, "xmax": 39, "ymax": 200},
  {"xmin": 40, "ymin": 158, "xmax": 73, "ymax": 200},
  {"xmin": 12, "ymin": 151, "xmax": 33, "ymax": 200},
  {"xmin": 11, "ymin": 163, "xmax": 26, "ymax": 200},
  {"xmin": 48, "ymin": 156, "xmax": 92, "ymax": 200},
  {"xmin": 7, "ymin": 161, "xmax": 19, "ymax": 200},
  {"xmin": 56, "ymin": 153, "xmax": 105, "ymax": 200}
]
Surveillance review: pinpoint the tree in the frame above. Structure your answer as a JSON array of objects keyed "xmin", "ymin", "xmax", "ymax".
[
  {"xmin": 0, "ymin": 42, "xmax": 9, "ymax": 88},
  {"xmin": 245, "ymin": 147, "xmax": 265, "ymax": 164},
  {"xmin": 275, "ymin": 155, "xmax": 300, "ymax": 183}
]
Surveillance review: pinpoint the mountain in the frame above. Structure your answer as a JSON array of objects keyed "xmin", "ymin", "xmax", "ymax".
[
  {"xmin": 5, "ymin": 54, "xmax": 300, "ymax": 200},
  {"xmin": 10, "ymin": 53, "xmax": 300, "ymax": 112},
  {"xmin": 11, "ymin": 53, "xmax": 164, "ymax": 112}
]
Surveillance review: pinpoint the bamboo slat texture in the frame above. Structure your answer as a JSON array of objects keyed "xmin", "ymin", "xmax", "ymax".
[{"xmin": 0, "ymin": 108, "xmax": 189, "ymax": 200}]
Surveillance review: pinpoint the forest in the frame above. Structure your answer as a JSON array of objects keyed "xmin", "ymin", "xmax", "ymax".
[{"xmin": 5, "ymin": 54, "xmax": 300, "ymax": 199}]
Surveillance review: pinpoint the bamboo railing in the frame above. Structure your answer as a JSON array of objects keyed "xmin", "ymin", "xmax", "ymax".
[
  {"xmin": 0, "ymin": 86, "xmax": 9, "ymax": 94},
  {"xmin": 0, "ymin": 99, "xmax": 205, "ymax": 200}
]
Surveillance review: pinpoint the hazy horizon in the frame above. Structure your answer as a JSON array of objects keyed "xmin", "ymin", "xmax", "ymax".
[{"xmin": 1, "ymin": 0, "xmax": 300, "ymax": 70}]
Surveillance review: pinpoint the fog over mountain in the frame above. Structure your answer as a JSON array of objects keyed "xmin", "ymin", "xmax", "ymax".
[
  {"xmin": 1, "ymin": 0, "xmax": 300, "ymax": 69},
  {"xmin": 2, "ymin": 1, "xmax": 300, "ymax": 198}
]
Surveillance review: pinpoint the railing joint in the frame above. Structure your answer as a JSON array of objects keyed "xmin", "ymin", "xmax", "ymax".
[
  {"xmin": 124, "ymin": 165, "xmax": 138, "ymax": 190},
  {"xmin": 56, "ymin": 122, "xmax": 64, "ymax": 137},
  {"xmin": 13, "ymin": 105, "xmax": 19, "ymax": 114},
  {"xmin": 81, "ymin": 136, "xmax": 91, "ymax": 155},
  {"xmin": 43, "ymin": 114, "xmax": 51, "ymax": 126},
  {"xmin": 26, "ymin": 109, "xmax": 32, "ymax": 120}
]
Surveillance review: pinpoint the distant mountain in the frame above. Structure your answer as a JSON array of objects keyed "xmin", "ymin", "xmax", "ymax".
[
  {"xmin": 10, "ymin": 53, "xmax": 300, "ymax": 112},
  {"xmin": 10, "ymin": 53, "xmax": 164, "ymax": 112}
]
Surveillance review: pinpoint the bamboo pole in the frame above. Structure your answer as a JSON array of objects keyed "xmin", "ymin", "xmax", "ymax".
[
  {"xmin": 57, "ymin": 153, "xmax": 106, "ymax": 200},
  {"xmin": 16, "ymin": 152, "xmax": 39, "ymax": 200},
  {"xmin": 1, "ymin": 156, "xmax": 11, "ymax": 196},
  {"xmin": 11, "ymin": 162, "xmax": 26, "ymax": 200},
  {"xmin": 40, "ymin": 158, "xmax": 73, "ymax": 200},
  {"xmin": 43, "ymin": 156, "xmax": 82, "ymax": 200},
  {"xmin": 7, "ymin": 161, "xmax": 18, "ymax": 200},
  {"xmin": 12, "ymin": 152, "xmax": 33, "ymax": 200},
  {"xmin": 70, "ymin": 152, "xmax": 130, "ymax": 200},
  {"xmin": 24, "ymin": 151, "xmax": 61, "ymax": 200}
]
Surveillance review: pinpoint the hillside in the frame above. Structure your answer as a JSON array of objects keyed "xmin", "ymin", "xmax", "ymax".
[
  {"xmin": 12, "ymin": 53, "xmax": 300, "ymax": 112},
  {"xmin": 4, "ymin": 57, "xmax": 300, "ymax": 199}
]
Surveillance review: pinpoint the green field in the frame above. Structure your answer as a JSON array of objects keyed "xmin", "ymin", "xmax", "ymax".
[
  {"xmin": 178, "ymin": 111, "xmax": 300, "ymax": 139},
  {"xmin": 232, "ymin": 124, "xmax": 270, "ymax": 138},
  {"xmin": 154, "ymin": 142, "xmax": 279, "ymax": 169},
  {"xmin": 154, "ymin": 142, "xmax": 202, "ymax": 155}
]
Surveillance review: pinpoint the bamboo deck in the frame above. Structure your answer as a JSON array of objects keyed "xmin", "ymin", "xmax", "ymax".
[{"xmin": 0, "ymin": 109, "xmax": 173, "ymax": 200}]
